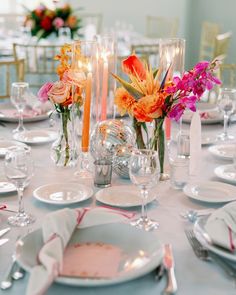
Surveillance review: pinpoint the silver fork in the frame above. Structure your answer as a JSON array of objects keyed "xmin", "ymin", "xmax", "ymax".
[{"xmin": 185, "ymin": 228, "xmax": 236, "ymax": 279}]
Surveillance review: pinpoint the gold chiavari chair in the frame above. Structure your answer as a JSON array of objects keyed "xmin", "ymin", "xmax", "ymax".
[
  {"xmin": 131, "ymin": 43, "xmax": 160, "ymax": 68},
  {"xmin": 199, "ymin": 21, "xmax": 220, "ymax": 61},
  {"xmin": 0, "ymin": 58, "xmax": 25, "ymax": 99},
  {"xmin": 217, "ymin": 64, "xmax": 236, "ymax": 88},
  {"xmin": 146, "ymin": 16, "xmax": 179, "ymax": 38},
  {"xmin": 13, "ymin": 43, "xmax": 61, "ymax": 90},
  {"xmin": 214, "ymin": 31, "xmax": 232, "ymax": 61}
]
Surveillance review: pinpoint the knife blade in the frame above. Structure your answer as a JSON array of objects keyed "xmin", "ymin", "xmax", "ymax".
[
  {"xmin": 0, "ymin": 227, "xmax": 10, "ymax": 238},
  {"xmin": 0, "ymin": 238, "xmax": 9, "ymax": 246},
  {"xmin": 163, "ymin": 244, "xmax": 177, "ymax": 294}
]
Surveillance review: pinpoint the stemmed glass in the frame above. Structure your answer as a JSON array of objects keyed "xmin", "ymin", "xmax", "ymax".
[
  {"xmin": 4, "ymin": 146, "xmax": 35, "ymax": 227},
  {"xmin": 129, "ymin": 149, "xmax": 160, "ymax": 231},
  {"xmin": 11, "ymin": 82, "xmax": 29, "ymax": 134},
  {"xmin": 217, "ymin": 88, "xmax": 236, "ymax": 141}
]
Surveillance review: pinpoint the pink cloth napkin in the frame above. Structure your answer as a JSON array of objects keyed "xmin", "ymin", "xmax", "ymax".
[
  {"xmin": 26, "ymin": 207, "xmax": 135, "ymax": 295},
  {"xmin": 205, "ymin": 202, "xmax": 236, "ymax": 252}
]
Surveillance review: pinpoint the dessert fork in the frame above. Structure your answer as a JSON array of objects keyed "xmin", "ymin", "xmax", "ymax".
[{"xmin": 185, "ymin": 228, "xmax": 236, "ymax": 279}]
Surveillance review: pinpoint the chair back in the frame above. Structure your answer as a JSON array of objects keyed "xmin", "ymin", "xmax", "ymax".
[
  {"xmin": 199, "ymin": 21, "xmax": 220, "ymax": 61},
  {"xmin": 146, "ymin": 16, "xmax": 179, "ymax": 38},
  {"xmin": 13, "ymin": 43, "xmax": 61, "ymax": 90},
  {"xmin": 218, "ymin": 63, "xmax": 236, "ymax": 88},
  {"xmin": 214, "ymin": 31, "xmax": 232, "ymax": 61},
  {"xmin": 0, "ymin": 58, "xmax": 25, "ymax": 99},
  {"xmin": 131, "ymin": 43, "xmax": 160, "ymax": 69}
]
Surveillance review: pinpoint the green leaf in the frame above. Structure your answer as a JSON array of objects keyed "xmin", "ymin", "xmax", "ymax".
[
  {"xmin": 153, "ymin": 68, "xmax": 159, "ymax": 79},
  {"xmin": 160, "ymin": 63, "xmax": 172, "ymax": 90},
  {"xmin": 112, "ymin": 73, "xmax": 143, "ymax": 100}
]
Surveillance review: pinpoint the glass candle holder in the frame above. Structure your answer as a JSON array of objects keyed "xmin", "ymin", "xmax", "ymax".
[
  {"xmin": 71, "ymin": 40, "xmax": 98, "ymax": 177},
  {"xmin": 96, "ymin": 35, "xmax": 117, "ymax": 121}
]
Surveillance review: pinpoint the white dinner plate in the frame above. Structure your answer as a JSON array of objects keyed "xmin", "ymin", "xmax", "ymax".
[
  {"xmin": 183, "ymin": 181, "xmax": 236, "ymax": 203},
  {"xmin": 201, "ymin": 134, "xmax": 216, "ymax": 146},
  {"xmin": 0, "ymin": 140, "xmax": 30, "ymax": 157},
  {"xmin": 16, "ymin": 221, "xmax": 163, "ymax": 286},
  {"xmin": 208, "ymin": 144, "xmax": 235, "ymax": 160},
  {"xmin": 95, "ymin": 185, "xmax": 156, "ymax": 207},
  {"xmin": 0, "ymin": 182, "xmax": 16, "ymax": 193},
  {"xmin": 194, "ymin": 215, "xmax": 236, "ymax": 262},
  {"xmin": 214, "ymin": 164, "xmax": 236, "ymax": 184},
  {"xmin": 33, "ymin": 183, "xmax": 93, "ymax": 205},
  {"xmin": 13, "ymin": 129, "xmax": 58, "ymax": 144},
  {"xmin": 0, "ymin": 110, "xmax": 50, "ymax": 123}
]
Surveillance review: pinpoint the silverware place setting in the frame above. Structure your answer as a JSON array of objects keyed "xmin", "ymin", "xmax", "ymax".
[{"xmin": 185, "ymin": 228, "xmax": 236, "ymax": 281}]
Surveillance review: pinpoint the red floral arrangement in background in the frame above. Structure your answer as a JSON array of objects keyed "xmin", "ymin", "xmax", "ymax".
[{"xmin": 23, "ymin": 3, "xmax": 82, "ymax": 39}]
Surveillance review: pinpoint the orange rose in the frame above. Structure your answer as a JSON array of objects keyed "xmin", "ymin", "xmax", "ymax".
[
  {"xmin": 48, "ymin": 81, "xmax": 70, "ymax": 104},
  {"xmin": 122, "ymin": 55, "xmax": 146, "ymax": 80},
  {"xmin": 133, "ymin": 94, "xmax": 165, "ymax": 122}
]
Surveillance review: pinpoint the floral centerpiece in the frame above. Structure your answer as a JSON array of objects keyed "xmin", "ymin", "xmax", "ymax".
[
  {"xmin": 38, "ymin": 44, "xmax": 86, "ymax": 166},
  {"xmin": 23, "ymin": 3, "xmax": 81, "ymax": 39},
  {"xmin": 113, "ymin": 55, "xmax": 221, "ymax": 174}
]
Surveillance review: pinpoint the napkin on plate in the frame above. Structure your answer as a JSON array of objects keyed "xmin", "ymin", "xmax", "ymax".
[
  {"xmin": 205, "ymin": 202, "xmax": 236, "ymax": 252},
  {"xmin": 26, "ymin": 207, "xmax": 135, "ymax": 295},
  {"xmin": 189, "ymin": 111, "xmax": 202, "ymax": 175}
]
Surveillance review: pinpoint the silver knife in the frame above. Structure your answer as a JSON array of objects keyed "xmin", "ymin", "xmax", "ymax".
[
  {"xmin": 0, "ymin": 227, "xmax": 10, "ymax": 238},
  {"xmin": 163, "ymin": 244, "xmax": 177, "ymax": 294},
  {"xmin": 0, "ymin": 239, "xmax": 9, "ymax": 246}
]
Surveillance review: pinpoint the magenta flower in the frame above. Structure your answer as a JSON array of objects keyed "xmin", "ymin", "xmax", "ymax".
[
  {"xmin": 38, "ymin": 82, "xmax": 53, "ymax": 102},
  {"xmin": 168, "ymin": 104, "xmax": 185, "ymax": 121}
]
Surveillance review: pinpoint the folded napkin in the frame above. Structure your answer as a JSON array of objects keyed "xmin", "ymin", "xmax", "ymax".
[
  {"xmin": 26, "ymin": 207, "xmax": 135, "ymax": 295},
  {"xmin": 189, "ymin": 111, "xmax": 202, "ymax": 175},
  {"xmin": 205, "ymin": 202, "xmax": 236, "ymax": 252}
]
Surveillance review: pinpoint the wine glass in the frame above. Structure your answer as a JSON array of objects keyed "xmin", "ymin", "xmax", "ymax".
[
  {"xmin": 11, "ymin": 82, "xmax": 29, "ymax": 134},
  {"xmin": 217, "ymin": 88, "xmax": 236, "ymax": 141},
  {"xmin": 129, "ymin": 149, "xmax": 160, "ymax": 231},
  {"xmin": 4, "ymin": 146, "xmax": 35, "ymax": 227}
]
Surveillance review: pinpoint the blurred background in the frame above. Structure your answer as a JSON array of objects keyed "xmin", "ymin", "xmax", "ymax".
[{"xmin": 1, "ymin": 0, "xmax": 235, "ymax": 69}]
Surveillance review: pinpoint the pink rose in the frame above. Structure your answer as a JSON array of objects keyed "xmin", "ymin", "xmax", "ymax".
[
  {"xmin": 47, "ymin": 81, "xmax": 70, "ymax": 104},
  {"xmin": 38, "ymin": 82, "xmax": 53, "ymax": 102},
  {"xmin": 62, "ymin": 69, "xmax": 86, "ymax": 87},
  {"xmin": 53, "ymin": 17, "xmax": 64, "ymax": 29}
]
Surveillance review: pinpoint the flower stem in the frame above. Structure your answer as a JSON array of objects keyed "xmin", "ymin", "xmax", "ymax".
[
  {"xmin": 133, "ymin": 117, "xmax": 146, "ymax": 149},
  {"xmin": 62, "ymin": 108, "xmax": 70, "ymax": 166}
]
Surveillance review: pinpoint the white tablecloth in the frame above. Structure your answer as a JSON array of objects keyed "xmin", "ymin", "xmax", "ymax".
[{"xmin": 0, "ymin": 113, "xmax": 236, "ymax": 295}]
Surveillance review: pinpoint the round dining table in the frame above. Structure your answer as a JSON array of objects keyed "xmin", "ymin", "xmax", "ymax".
[{"xmin": 0, "ymin": 108, "xmax": 236, "ymax": 295}]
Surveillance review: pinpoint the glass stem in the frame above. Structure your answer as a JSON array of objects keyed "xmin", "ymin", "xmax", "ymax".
[
  {"xmin": 18, "ymin": 110, "xmax": 24, "ymax": 131},
  {"xmin": 140, "ymin": 187, "xmax": 148, "ymax": 220},
  {"xmin": 17, "ymin": 186, "xmax": 25, "ymax": 215},
  {"xmin": 223, "ymin": 113, "xmax": 229, "ymax": 137}
]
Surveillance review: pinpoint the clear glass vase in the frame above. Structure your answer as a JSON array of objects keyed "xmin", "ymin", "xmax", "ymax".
[{"xmin": 51, "ymin": 108, "xmax": 77, "ymax": 167}]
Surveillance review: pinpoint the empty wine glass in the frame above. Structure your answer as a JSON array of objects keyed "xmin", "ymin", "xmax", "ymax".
[
  {"xmin": 129, "ymin": 149, "xmax": 160, "ymax": 231},
  {"xmin": 4, "ymin": 146, "xmax": 35, "ymax": 226},
  {"xmin": 217, "ymin": 88, "xmax": 236, "ymax": 141},
  {"xmin": 11, "ymin": 82, "xmax": 29, "ymax": 134}
]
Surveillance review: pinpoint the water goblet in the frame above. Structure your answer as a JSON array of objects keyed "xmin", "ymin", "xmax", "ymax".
[
  {"xmin": 217, "ymin": 88, "xmax": 236, "ymax": 141},
  {"xmin": 10, "ymin": 82, "xmax": 29, "ymax": 134},
  {"xmin": 4, "ymin": 146, "xmax": 35, "ymax": 227},
  {"xmin": 129, "ymin": 149, "xmax": 160, "ymax": 231}
]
